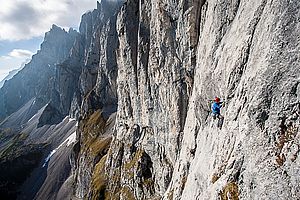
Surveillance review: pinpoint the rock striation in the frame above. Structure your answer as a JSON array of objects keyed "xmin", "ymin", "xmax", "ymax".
[
  {"xmin": 104, "ymin": 0, "xmax": 200, "ymax": 198},
  {"xmin": 104, "ymin": 0, "xmax": 300, "ymax": 199},
  {"xmin": 72, "ymin": 1, "xmax": 123, "ymax": 199},
  {"xmin": 167, "ymin": 1, "xmax": 300, "ymax": 199}
]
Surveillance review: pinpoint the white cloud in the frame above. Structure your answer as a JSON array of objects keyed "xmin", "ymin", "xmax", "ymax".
[
  {"xmin": 1, "ymin": 56, "xmax": 11, "ymax": 60},
  {"xmin": 0, "ymin": 0, "xmax": 97, "ymax": 41},
  {"xmin": 8, "ymin": 49, "xmax": 33, "ymax": 58},
  {"xmin": 0, "ymin": 49, "xmax": 32, "ymax": 77},
  {"xmin": 0, "ymin": 56, "xmax": 30, "ymax": 80}
]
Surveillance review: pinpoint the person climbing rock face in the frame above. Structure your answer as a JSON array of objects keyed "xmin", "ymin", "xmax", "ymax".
[{"xmin": 211, "ymin": 97, "xmax": 224, "ymax": 128}]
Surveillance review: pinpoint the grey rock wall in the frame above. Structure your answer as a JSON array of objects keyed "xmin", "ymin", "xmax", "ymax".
[
  {"xmin": 165, "ymin": 0, "xmax": 300, "ymax": 199},
  {"xmin": 77, "ymin": 0, "xmax": 121, "ymax": 117},
  {"xmin": 72, "ymin": 1, "xmax": 123, "ymax": 198},
  {"xmin": 103, "ymin": 0, "xmax": 300, "ymax": 199},
  {"xmin": 105, "ymin": 0, "xmax": 200, "ymax": 198}
]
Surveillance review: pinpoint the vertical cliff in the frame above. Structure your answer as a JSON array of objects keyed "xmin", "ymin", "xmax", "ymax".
[
  {"xmin": 101, "ymin": 0, "xmax": 299, "ymax": 199},
  {"xmin": 104, "ymin": 0, "xmax": 200, "ymax": 198},
  {"xmin": 71, "ymin": 1, "xmax": 123, "ymax": 199},
  {"xmin": 77, "ymin": 0, "xmax": 120, "ymax": 116},
  {"xmin": 166, "ymin": 0, "xmax": 300, "ymax": 199}
]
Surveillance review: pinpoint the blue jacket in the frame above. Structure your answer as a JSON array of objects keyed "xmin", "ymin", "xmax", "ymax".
[{"xmin": 212, "ymin": 102, "xmax": 222, "ymax": 114}]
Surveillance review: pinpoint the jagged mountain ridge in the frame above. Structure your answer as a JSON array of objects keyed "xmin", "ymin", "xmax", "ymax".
[
  {"xmin": 0, "ymin": 69, "xmax": 19, "ymax": 88},
  {"xmin": 0, "ymin": 24, "xmax": 79, "ymax": 123},
  {"xmin": 0, "ymin": 0, "xmax": 299, "ymax": 199},
  {"xmin": 0, "ymin": 24, "xmax": 82, "ymax": 199},
  {"xmin": 0, "ymin": 1, "xmax": 122, "ymax": 199}
]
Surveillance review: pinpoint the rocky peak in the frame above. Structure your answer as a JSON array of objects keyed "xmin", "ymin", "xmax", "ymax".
[
  {"xmin": 79, "ymin": 0, "xmax": 123, "ymax": 44},
  {"xmin": 0, "ymin": 24, "xmax": 79, "ymax": 121},
  {"xmin": 43, "ymin": 24, "xmax": 69, "ymax": 44},
  {"xmin": 50, "ymin": 24, "xmax": 64, "ymax": 32},
  {"xmin": 68, "ymin": 27, "xmax": 77, "ymax": 35},
  {"xmin": 39, "ymin": 24, "xmax": 79, "ymax": 63}
]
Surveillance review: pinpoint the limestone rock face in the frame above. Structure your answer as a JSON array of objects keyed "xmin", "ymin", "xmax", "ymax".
[
  {"xmin": 71, "ymin": 1, "xmax": 123, "ymax": 199},
  {"xmin": 165, "ymin": 0, "xmax": 300, "ymax": 199},
  {"xmin": 104, "ymin": 0, "xmax": 300, "ymax": 199},
  {"xmin": 105, "ymin": 0, "xmax": 199, "ymax": 198},
  {"xmin": 77, "ymin": 0, "xmax": 121, "ymax": 117}
]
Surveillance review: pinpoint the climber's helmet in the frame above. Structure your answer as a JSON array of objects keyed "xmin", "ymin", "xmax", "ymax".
[{"xmin": 214, "ymin": 97, "xmax": 220, "ymax": 103}]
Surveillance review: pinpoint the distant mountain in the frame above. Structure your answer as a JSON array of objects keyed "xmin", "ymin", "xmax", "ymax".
[
  {"xmin": 0, "ymin": 24, "xmax": 81, "ymax": 199},
  {"xmin": 0, "ymin": 58, "xmax": 31, "ymax": 88},
  {"xmin": 0, "ymin": 69, "xmax": 19, "ymax": 88},
  {"xmin": 0, "ymin": 25, "xmax": 79, "ymax": 121}
]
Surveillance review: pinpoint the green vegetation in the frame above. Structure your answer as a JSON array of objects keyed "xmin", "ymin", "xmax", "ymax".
[
  {"xmin": 211, "ymin": 173, "xmax": 220, "ymax": 184},
  {"xmin": 80, "ymin": 110, "xmax": 155, "ymax": 200},
  {"xmin": 220, "ymin": 182, "xmax": 239, "ymax": 200},
  {"xmin": 104, "ymin": 148, "xmax": 154, "ymax": 200},
  {"xmin": 90, "ymin": 155, "xmax": 108, "ymax": 200},
  {"xmin": 79, "ymin": 110, "xmax": 114, "ymax": 200},
  {"xmin": 276, "ymin": 124, "xmax": 298, "ymax": 166},
  {"xmin": 120, "ymin": 186, "xmax": 135, "ymax": 200},
  {"xmin": 0, "ymin": 132, "xmax": 29, "ymax": 160},
  {"xmin": 81, "ymin": 110, "xmax": 107, "ymax": 140},
  {"xmin": 167, "ymin": 190, "xmax": 174, "ymax": 200},
  {"xmin": 0, "ymin": 132, "xmax": 46, "ymax": 199},
  {"xmin": 124, "ymin": 149, "xmax": 144, "ymax": 170}
]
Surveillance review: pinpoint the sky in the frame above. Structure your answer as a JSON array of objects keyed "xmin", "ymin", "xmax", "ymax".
[{"xmin": 0, "ymin": 0, "xmax": 98, "ymax": 81}]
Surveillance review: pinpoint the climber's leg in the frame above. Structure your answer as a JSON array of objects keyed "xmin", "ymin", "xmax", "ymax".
[
  {"xmin": 217, "ymin": 115, "xmax": 224, "ymax": 128},
  {"xmin": 212, "ymin": 113, "xmax": 217, "ymax": 120}
]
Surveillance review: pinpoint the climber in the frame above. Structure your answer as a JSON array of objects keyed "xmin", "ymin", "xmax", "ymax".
[{"xmin": 211, "ymin": 97, "xmax": 224, "ymax": 128}]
